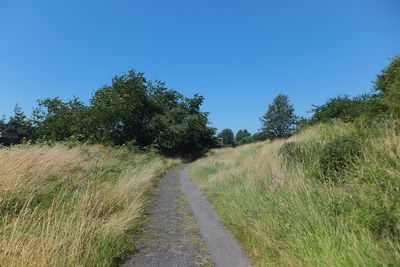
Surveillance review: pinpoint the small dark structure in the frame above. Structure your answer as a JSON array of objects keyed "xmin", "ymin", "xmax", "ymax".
[
  {"xmin": 218, "ymin": 137, "xmax": 224, "ymax": 147},
  {"xmin": 0, "ymin": 132, "xmax": 20, "ymax": 146}
]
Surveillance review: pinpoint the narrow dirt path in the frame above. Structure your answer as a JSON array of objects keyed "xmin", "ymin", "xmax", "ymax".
[
  {"xmin": 180, "ymin": 165, "xmax": 252, "ymax": 267},
  {"xmin": 123, "ymin": 168, "xmax": 211, "ymax": 267},
  {"xmin": 123, "ymin": 165, "xmax": 252, "ymax": 267}
]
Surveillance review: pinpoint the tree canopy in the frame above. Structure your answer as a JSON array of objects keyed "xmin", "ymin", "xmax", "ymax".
[
  {"xmin": 374, "ymin": 55, "xmax": 400, "ymax": 115},
  {"xmin": 236, "ymin": 129, "xmax": 252, "ymax": 145},
  {"xmin": 307, "ymin": 56, "xmax": 399, "ymax": 125},
  {"xmin": 260, "ymin": 94, "xmax": 297, "ymax": 140},
  {"xmin": 217, "ymin": 128, "xmax": 235, "ymax": 146},
  {"xmin": 2, "ymin": 70, "xmax": 216, "ymax": 156},
  {"xmin": 309, "ymin": 94, "xmax": 386, "ymax": 124},
  {"xmin": 2, "ymin": 55, "xmax": 399, "ymax": 151},
  {"xmin": 1, "ymin": 105, "xmax": 33, "ymax": 140}
]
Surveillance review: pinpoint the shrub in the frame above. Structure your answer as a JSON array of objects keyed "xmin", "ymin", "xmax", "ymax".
[
  {"xmin": 238, "ymin": 136, "xmax": 254, "ymax": 145},
  {"xmin": 319, "ymin": 135, "xmax": 361, "ymax": 182},
  {"xmin": 310, "ymin": 94, "xmax": 386, "ymax": 124},
  {"xmin": 252, "ymin": 132, "xmax": 266, "ymax": 142},
  {"xmin": 278, "ymin": 141, "xmax": 304, "ymax": 164},
  {"xmin": 236, "ymin": 129, "xmax": 252, "ymax": 144},
  {"xmin": 356, "ymin": 189, "xmax": 399, "ymax": 240}
]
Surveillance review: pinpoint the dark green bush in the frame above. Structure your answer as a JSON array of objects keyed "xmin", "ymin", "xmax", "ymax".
[
  {"xmin": 24, "ymin": 70, "xmax": 217, "ymax": 156},
  {"xmin": 279, "ymin": 141, "xmax": 304, "ymax": 164},
  {"xmin": 358, "ymin": 191, "xmax": 399, "ymax": 240},
  {"xmin": 238, "ymin": 136, "xmax": 254, "ymax": 145},
  {"xmin": 319, "ymin": 135, "xmax": 361, "ymax": 183}
]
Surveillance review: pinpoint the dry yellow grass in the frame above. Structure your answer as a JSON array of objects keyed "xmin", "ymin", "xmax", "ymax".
[
  {"xmin": 0, "ymin": 144, "xmax": 179, "ymax": 266},
  {"xmin": 190, "ymin": 122, "xmax": 400, "ymax": 266}
]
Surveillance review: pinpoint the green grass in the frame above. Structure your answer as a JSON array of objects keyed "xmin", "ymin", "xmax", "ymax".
[{"xmin": 190, "ymin": 121, "xmax": 400, "ymax": 266}]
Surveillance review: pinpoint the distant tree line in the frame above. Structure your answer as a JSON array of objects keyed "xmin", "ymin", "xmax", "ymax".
[
  {"xmin": 303, "ymin": 55, "xmax": 399, "ymax": 126},
  {"xmin": 0, "ymin": 70, "xmax": 217, "ymax": 156},
  {"xmin": 2, "ymin": 56, "xmax": 399, "ymax": 150},
  {"xmin": 216, "ymin": 55, "xmax": 400, "ymax": 145}
]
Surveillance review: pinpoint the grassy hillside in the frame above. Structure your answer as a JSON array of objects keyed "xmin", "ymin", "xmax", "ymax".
[
  {"xmin": 0, "ymin": 144, "xmax": 178, "ymax": 266},
  {"xmin": 190, "ymin": 121, "xmax": 399, "ymax": 266}
]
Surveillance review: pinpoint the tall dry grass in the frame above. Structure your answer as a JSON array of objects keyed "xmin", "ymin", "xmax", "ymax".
[
  {"xmin": 0, "ymin": 144, "xmax": 178, "ymax": 266},
  {"xmin": 190, "ymin": 121, "xmax": 400, "ymax": 266}
]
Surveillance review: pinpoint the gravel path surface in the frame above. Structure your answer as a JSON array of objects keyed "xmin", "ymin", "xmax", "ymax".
[
  {"xmin": 122, "ymin": 168, "xmax": 211, "ymax": 267},
  {"xmin": 180, "ymin": 165, "xmax": 253, "ymax": 267},
  {"xmin": 123, "ymin": 165, "xmax": 252, "ymax": 267}
]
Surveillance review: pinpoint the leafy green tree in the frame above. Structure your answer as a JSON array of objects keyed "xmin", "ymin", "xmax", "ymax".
[
  {"xmin": 236, "ymin": 129, "xmax": 251, "ymax": 144},
  {"xmin": 4, "ymin": 104, "xmax": 33, "ymax": 139},
  {"xmin": 89, "ymin": 72, "xmax": 216, "ymax": 154},
  {"xmin": 147, "ymin": 84, "xmax": 216, "ymax": 155},
  {"xmin": 260, "ymin": 94, "xmax": 297, "ymax": 140},
  {"xmin": 217, "ymin": 128, "xmax": 234, "ymax": 146},
  {"xmin": 308, "ymin": 56, "xmax": 399, "ymax": 125},
  {"xmin": 374, "ymin": 55, "xmax": 400, "ymax": 115},
  {"xmin": 17, "ymin": 69, "xmax": 216, "ymax": 156},
  {"xmin": 145, "ymin": 88, "xmax": 216, "ymax": 155},
  {"xmin": 375, "ymin": 55, "xmax": 400, "ymax": 94},
  {"xmin": 89, "ymin": 70, "xmax": 150, "ymax": 145},
  {"xmin": 310, "ymin": 95, "xmax": 385, "ymax": 123},
  {"xmin": 32, "ymin": 97, "xmax": 88, "ymax": 141}
]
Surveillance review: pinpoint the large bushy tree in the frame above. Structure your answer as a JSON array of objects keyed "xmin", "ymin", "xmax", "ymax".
[
  {"xmin": 374, "ymin": 55, "xmax": 400, "ymax": 115},
  {"xmin": 145, "ymin": 88, "xmax": 216, "ymax": 155},
  {"xmin": 217, "ymin": 128, "xmax": 234, "ymax": 146},
  {"xmin": 32, "ymin": 97, "xmax": 88, "ymax": 141},
  {"xmin": 307, "ymin": 56, "xmax": 400, "ymax": 125},
  {"xmin": 89, "ymin": 71, "xmax": 151, "ymax": 145},
  {"xmin": 31, "ymin": 69, "xmax": 216, "ymax": 156},
  {"xmin": 260, "ymin": 94, "xmax": 297, "ymax": 140},
  {"xmin": 310, "ymin": 94, "xmax": 386, "ymax": 124}
]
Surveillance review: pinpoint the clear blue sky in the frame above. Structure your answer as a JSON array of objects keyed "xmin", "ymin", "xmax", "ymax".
[{"xmin": 1, "ymin": 0, "xmax": 399, "ymax": 133}]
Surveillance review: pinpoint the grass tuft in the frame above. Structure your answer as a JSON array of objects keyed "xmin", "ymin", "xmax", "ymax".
[
  {"xmin": 190, "ymin": 120, "xmax": 400, "ymax": 266},
  {"xmin": 0, "ymin": 144, "xmax": 179, "ymax": 266}
]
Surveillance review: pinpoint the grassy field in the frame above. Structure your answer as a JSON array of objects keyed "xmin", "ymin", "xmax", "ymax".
[
  {"xmin": 0, "ymin": 144, "xmax": 178, "ymax": 266},
  {"xmin": 190, "ymin": 121, "xmax": 400, "ymax": 266}
]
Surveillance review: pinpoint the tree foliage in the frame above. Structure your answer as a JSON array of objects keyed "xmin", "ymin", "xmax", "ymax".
[
  {"xmin": 374, "ymin": 56, "xmax": 400, "ymax": 94},
  {"xmin": 32, "ymin": 97, "xmax": 88, "ymax": 141},
  {"xmin": 309, "ymin": 94, "xmax": 386, "ymax": 124},
  {"xmin": 217, "ymin": 128, "xmax": 234, "ymax": 146},
  {"xmin": 260, "ymin": 94, "xmax": 297, "ymax": 140},
  {"xmin": 3, "ymin": 55, "xmax": 398, "ymax": 152},
  {"xmin": 306, "ymin": 56, "xmax": 399, "ymax": 125},
  {"xmin": 236, "ymin": 129, "xmax": 251, "ymax": 144},
  {"xmin": 1, "ymin": 105, "xmax": 33, "ymax": 140},
  {"xmin": 238, "ymin": 135, "xmax": 254, "ymax": 145},
  {"xmin": 3, "ymin": 70, "xmax": 216, "ymax": 156},
  {"xmin": 374, "ymin": 55, "xmax": 400, "ymax": 115},
  {"xmin": 252, "ymin": 132, "xmax": 265, "ymax": 142}
]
